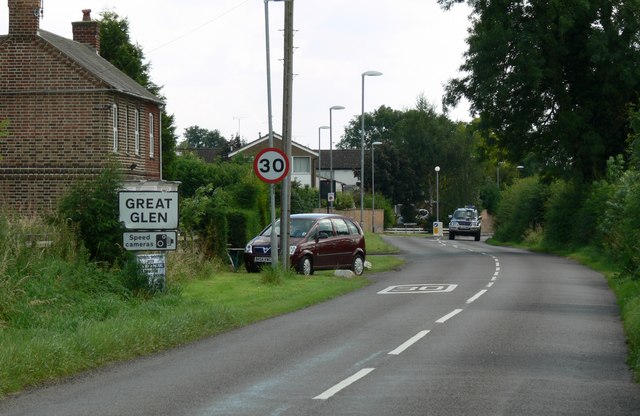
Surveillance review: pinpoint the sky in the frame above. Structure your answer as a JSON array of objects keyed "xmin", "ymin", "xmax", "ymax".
[{"xmin": 1, "ymin": 0, "xmax": 473, "ymax": 150}]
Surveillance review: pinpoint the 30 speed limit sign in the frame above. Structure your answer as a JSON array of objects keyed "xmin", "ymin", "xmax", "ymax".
[{"xmin": 253, "ymin": 147, "xmax": 290, "ymax": 184}]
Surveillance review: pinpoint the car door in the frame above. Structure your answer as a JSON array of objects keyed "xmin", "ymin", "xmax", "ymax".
[
  {"xmin": 313, "ymin": 219, "xmax": 336, "ymax": 268},
  {"xmin": 331, "ymin": 218, "xmax": 353, "ymax": 267}
]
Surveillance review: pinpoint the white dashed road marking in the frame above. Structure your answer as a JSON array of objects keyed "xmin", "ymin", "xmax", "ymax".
[
  {"xmin": 313, "ymin": 368, "xmax": 376, "ymax": 400},
  {"xmin": 314, "ymin": 239, "xmax": 504, "ymax": 400},
  {"xmin": 388, "ymin": 330, "xmax": 431, "ymax": 355}
]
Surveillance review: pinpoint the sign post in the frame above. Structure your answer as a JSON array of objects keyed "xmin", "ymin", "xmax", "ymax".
[
  {"xmin": 253, "ymin": 147, "xmax": 290, "ymax": 267},
  {"xmin": 119, "ymin": 188, "xmax": 179, "ymax": 290}
]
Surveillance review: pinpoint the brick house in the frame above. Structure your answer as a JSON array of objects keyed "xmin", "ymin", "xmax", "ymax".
[{"xmin": 0, "ymin": 0, "xmax": 164, "ymax": 213}]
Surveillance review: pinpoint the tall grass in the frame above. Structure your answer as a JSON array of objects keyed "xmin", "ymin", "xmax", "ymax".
[{"xmin": 0, "ymin": 213, "xmax": 396, "ymax": 397}]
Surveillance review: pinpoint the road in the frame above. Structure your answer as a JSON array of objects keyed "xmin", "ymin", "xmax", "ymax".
[{"xmin": 2, "ymin": 236, "xmax": 640, "ymax": 415}]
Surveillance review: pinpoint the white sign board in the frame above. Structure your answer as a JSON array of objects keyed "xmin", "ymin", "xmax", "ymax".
[
  {"xmin": 253, "ymin": 147, "xmax": 290, "ymax": 183},
  {"xmin": 137, "ymin": 253, "xmax": 166, "ymax": 290},
  {"xmin": 123, "ymin": 231, "xmax": 177, "ymax": 251},
  {"xmin": 119, "ymin": 191, "xmax": 179, "ymax": 230}
]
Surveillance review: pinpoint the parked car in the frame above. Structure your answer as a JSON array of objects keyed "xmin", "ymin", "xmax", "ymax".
[
  {"xmin": 244, "ymin": 213, "xmax": 366, "ymax": 276},
  {"xmin": 448, "ymin": 206, "xmax": 482, "ymax": 241}
]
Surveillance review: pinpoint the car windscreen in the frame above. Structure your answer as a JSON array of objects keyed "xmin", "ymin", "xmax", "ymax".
[
  {"xmin": 290, "ymin": 218, "xmax": 315, "ymax": 238},
  {"xmin": 261, "ymin": 218, "xmax": 316, "ymax": 238},
  {"xmin": 453, "ymin": 210, "xmax": 476, "ymax": 220}
]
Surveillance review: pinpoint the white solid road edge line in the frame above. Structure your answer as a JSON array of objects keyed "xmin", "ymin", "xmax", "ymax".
[
  {"xmin": 436, "ymin": 308, "xmax": 463, "ymax": 324},
  {"xmin": 388, "ymin": 330, "xmax": 430, "ymax": 355},
  {"xmin": 466, "ymin": 289, "xmax": 488, "ymax": 304},
  {"xmin": 313, "ymin": 368, "xmax": 376, "ymax": 400}
]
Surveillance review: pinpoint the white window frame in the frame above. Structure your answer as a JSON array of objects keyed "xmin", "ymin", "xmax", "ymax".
[
  {"xmin": 112, "ymin": 104, "xmax": 118, "ymax": 153},
  {"xmin": 134, "ymin": 109, "xmax": 140, "ymax": 156},
  {"xmin": 149, "ymin": 112, "xmax": 155, "ymax": 158},
  {"xmin": 124, "ymin": 106, "xmax": 129, "ymax": 154}
]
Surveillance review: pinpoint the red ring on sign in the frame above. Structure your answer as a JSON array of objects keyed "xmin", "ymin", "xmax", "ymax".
[{"xmin": 253, "ymin": 147, "xmax": 290, "ymax": 184}]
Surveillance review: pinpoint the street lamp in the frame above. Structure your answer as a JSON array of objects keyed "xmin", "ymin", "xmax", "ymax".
[
  {"xmin": 318, "ymin": 125, "xmax": 329, "ymax": 208},
  {"xmin": 360, "ymin": 70, "xmax": 383, "ymax": 228},
  {"xmin": 435, "ymin": 166, "xmax": 440, "ymax": 222},
  {"xmin": 371, "ymin": 141, "xmax": 382, "ymax": 233},
  {"xmin": 329, "ymin": 105, "xmax": 345, "ymax": 212}
]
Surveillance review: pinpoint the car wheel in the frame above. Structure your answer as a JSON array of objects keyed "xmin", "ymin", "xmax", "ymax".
[
  {"xmin": 297, "ymin": 256, "xmax": 313, "ymax": 276},
  {"xmin": 449, "ymin": 232, "xmax": 455, "ymax": 240},
  {"xmin": 475, "ymin": 232, "xmax": 481, "ymax": 241},
  {"xmin": 351, "ymin": 254, "xmax": 364, "ymax": 276}
]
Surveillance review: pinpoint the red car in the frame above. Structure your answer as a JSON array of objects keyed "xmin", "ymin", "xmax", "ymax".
[{"xmin": 243, "ymin": 213, "xmax": 366, "ymax": 276}]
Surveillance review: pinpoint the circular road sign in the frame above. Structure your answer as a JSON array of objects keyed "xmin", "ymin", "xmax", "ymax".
[{"xmin": 253, "ymin": 147, "xmax": 290, "ymax": 184}]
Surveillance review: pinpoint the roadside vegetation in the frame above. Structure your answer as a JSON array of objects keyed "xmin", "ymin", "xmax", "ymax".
[{"xmin": 0, "ymin": 207, "xmax": 401, "ymax": 398}]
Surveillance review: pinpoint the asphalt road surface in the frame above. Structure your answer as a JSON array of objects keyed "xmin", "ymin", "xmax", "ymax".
[{"xmin": 2, "ymin": 236, "xmax": 640, "ymax": 416}]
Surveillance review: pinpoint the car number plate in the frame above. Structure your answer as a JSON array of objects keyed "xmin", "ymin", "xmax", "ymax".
[{"xmin": 255, "ymin": 256, "xmax": 271, "ymax": 263}]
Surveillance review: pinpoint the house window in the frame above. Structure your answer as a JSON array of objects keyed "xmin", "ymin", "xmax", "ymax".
[
  {"xmin": 124, "ymin": 107, "xmax": 129, "ymax": 153},
  {"xmin": 293, "ymin": 156, "xmax": 310, "ymax": 173},
  {"xmin": 149, "ymin": 113, "xmax": 154, "ymax": 158},
  {"xmin": 134, "ymin": 109, "xmax": 140, "ymax": 156},
  {"xmin": 112, "ymin": 104, "xmax": 118, "ymax": 153}
]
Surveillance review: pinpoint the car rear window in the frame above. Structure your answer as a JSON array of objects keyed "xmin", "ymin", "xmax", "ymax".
[{"xmin": 346, "ymin": 219, "xmax": 360, "ymax": 235}]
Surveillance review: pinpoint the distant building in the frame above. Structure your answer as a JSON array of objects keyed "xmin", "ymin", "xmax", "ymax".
[
  {"xmin": 229, "ymin": 133, "xmax": 319, "ymax": 188},
  {"xmin": 229, "ymin": 134, "xmax": 360, "ymax": 194},
  {"xmin": 0, "ymin": 1, "xmax": 163, "ymax": 213}
]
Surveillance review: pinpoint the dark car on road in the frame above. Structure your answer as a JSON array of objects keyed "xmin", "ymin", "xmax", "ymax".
[
  {"xmin": 448, "ymin": 206, "xmax": 482, "ymax": 241},
  {"xmin": 244, "ymin": 213, "xmax": 366, "ymax": 276}
]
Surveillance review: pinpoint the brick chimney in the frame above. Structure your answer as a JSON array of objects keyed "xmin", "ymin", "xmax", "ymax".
[
  {"xmin": 72, "ymin": 9, "xmax": 100, "ymax": 52},
  {"xmin": 8, "ymin": 0, "xmax": 42, "ymax": 36}
]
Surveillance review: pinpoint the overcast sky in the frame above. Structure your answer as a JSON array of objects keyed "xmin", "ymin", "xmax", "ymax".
[{"xmin": 1, "ymin": 0, "xmax": 473, "ymax": 149}]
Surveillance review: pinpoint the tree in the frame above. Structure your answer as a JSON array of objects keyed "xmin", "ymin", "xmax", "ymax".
[
  {"xmin": 440, "ymin": 0, "xmax": 640, "ymax": 181},
  {"xmin": 98, "ymin": 11, "xmax": 178, "ymax": 177},
  {"xmin": 340, "ymin": 101, "xmax": 485, "ymax": 215},
  {"xmin": 182, "ymin": 126, "xmax": 228, "ymax": 149}
]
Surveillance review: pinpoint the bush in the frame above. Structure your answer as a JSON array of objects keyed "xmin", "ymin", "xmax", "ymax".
[
  {"xmin": 479, "ymin": 182, "xmax": 500, "ymax": 215},
  {"xmin": 226, "ymin": 209, "xmax": 261, "ymax": 248},
  {"xmin": 604, "ymin": 169, "xmax": 640, "ymax": 277},
  {"xmin": 57, "ymin": 164, "xmax": 125, "ymax": 265},
  {"xmin": 335, "ymin": 192, "xmax": 355, "ymax": 210},
  {"xmin": 291, "ymin": 182, "xmax": 318, "ymax": 214},
  {"xmin": 493, "ymin": 176, "xmax": 547, "ymax": 242},
  {"xmin": 542, "ymin": 179, "xmax": 586, "ymax": 248}
]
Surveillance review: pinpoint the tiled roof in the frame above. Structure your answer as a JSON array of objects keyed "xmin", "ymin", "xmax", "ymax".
[
  {"xmin": 38, "ymin": 30, "xmax": 162, "ymax": 104},
  {"xmin": 319, "ymin": 149, "xmax": 360, "ymax": 170}
]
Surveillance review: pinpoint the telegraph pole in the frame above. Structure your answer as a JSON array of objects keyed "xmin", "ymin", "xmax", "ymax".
[{"xmin": 280, "ymin": 0, "xmax": 294, "ymax": 269}]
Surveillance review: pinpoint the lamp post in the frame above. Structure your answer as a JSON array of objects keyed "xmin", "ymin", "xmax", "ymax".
[
  {"xmin": 371, "ymin": 141, "xmax": 382, "ymax": 233},
  {"xmin": 360, "ymin": 70, "xmax": 383, "ymax": 228},
  {"xmin": 435, "ymin": 166, "xmax": 440, "ymax": 222},
  {"xmin": 318, "ymin": 125, "xmax": 329, "ymax": 208},
  {"xmin": 329, "ymin": 105, "xmax": 345, "ymax": 212}
]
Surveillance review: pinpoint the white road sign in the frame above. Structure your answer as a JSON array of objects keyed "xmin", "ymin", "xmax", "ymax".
[
  {"xmin": 119, "ymin": 191, "xmax": 179, "ymax": 230},
  {"xmin": 123, "ymin": 231, "xmax": 177, "ymax": 251},
  {"xmin": 253, "ymin": 147, "xmax": 290, "ymax": 183}
]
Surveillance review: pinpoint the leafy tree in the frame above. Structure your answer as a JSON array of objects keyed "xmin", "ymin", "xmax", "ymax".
[
  {"xmin": 439, "ymin": 0, "xmax": 640, "ymax": 181},
  {"xmin": 340, "ymin": 101, "xmax": 485, "ymax": 216},
  {"xmin": 182, "ymin": 126, "xmax": 228, "ymax": 149},
  {"xmin": 98, "ymin": 11, "xmax": 178, "ymax": 177}
]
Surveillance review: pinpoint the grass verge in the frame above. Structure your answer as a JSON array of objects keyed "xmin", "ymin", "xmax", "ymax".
[{"xmin": 0, "ymin": 229, "xmax": 401, "ymax": 398}]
